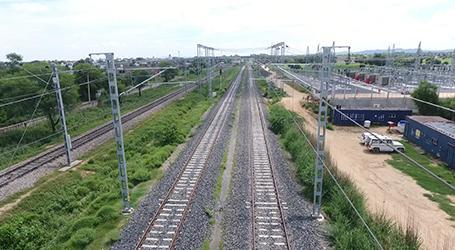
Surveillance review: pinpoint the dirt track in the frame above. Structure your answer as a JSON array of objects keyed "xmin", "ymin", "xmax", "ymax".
[{"xmin": 270, "ymin": 73, "xmax": 455, "ymax": 250}]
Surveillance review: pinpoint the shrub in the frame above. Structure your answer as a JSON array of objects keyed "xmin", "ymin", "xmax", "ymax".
[
  {"xmin": 131, "ymin": 168, "xmax": 151, "ymax": 185},
  {"xmin": 76, "ymin": 186, "xmax": 90, "ymax": 196},
  {"xmin": 96, "ymin": 206, "xmax": 119, "ymax": 222},
  {"xmin": 67, "ymin": 228, "xmax": 95, "ymax": 249},
  {"xmin": 69, "ymin": 216, "xmax": 99, "ymax": 233}
]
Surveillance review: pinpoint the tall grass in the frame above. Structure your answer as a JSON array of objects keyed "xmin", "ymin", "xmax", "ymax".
[{"xmin": 268, "ymin": 105, "xmax": 421, "ymax": 250}]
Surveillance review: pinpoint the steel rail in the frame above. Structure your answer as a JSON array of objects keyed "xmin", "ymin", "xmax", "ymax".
[
  {"xmin": 135, "ymin": 67, "xmax": 245, "ymax": 250},
  {"xmin": 249, "ymin": 67, "xmax": 291, "ymax": 249},
  {"xmin": 0, "ymin": 84, "xmax": 197, "ymax": 188}
]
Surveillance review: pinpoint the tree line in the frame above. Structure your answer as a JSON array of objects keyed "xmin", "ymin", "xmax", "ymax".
[{"xmin": 0, "ymin": 53, "xmax": 181, "ymax": 131}]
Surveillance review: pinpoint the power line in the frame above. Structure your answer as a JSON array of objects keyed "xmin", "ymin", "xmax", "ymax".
[
  {"xmin": 276, "ymin": 65, "xmax": 455, "ymax": 192},
  {"xmin": 0, "ymin": 84, "xmax": 184, "ymax": 160},
  {"xmin": 0, "ymin": 73, "xmax": 52, "ymax": 82},
  {"xmin": 7, "ymin": 74, "xmax": 53, "ymax": 167},
  {"xmin": 253, "ymin": 69, "xmax": 384, "ymax": 250},
  {"xmin": 0, "ymin": 77, "xmax": 107, "ymax": 108}
]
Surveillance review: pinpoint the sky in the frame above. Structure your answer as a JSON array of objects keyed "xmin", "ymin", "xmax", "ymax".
[{"xmin": 0, "ymin": 0, "xmax": 455, "ymax": 61}]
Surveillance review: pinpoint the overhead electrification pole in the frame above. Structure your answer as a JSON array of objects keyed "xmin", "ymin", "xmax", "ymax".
[
  {"xmin": 312, "ymin": 47, "xmax": 331, "ymax": 216},
  {"xmin": 89, "ymin": 52, "xmax": 132, "ymax": 214},
  {"xmin": 87, "ymin": 74, "xmax": 91, "ymax": 103},
  {"xmin": 312, "ymin": 44, "xmax": 351, "ymax": 217},
  {"xmin": 52, "ymin": 63, "xmax": 72, "ymax": 167}
]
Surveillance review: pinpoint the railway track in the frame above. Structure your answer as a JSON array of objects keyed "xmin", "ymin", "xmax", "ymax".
[
  {"xmin": 135, "ymin": 66, "xmax": 245, "ymax": 250},
  {"xmin": 0, "ymin": 83, "xmax": 199, "ymax": 188},
  {"xmin": 248, "ymin": 67, "xmax": 291, "ymax": 249}
]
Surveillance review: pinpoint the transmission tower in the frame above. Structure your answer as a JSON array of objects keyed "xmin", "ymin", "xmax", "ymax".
[
  {"xmin": 415, "ymin": 42, "xmax": 422, "ymax": 83},
  {"xmin": 306, "ymin": 46, "xmax": 310, "ymax": 64},
  {"xmin": 386, "ymin": 46, "xmax": 392, "ymax": 68}
]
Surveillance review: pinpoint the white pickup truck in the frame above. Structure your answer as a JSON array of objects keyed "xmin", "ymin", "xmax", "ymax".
[
  {"xmin": 359, "ymin": 132, "xmax": 380, "ymax": 145},
  {"xmin": 367, "ymin": 136, "xmax": 405, "ymax": 153}
]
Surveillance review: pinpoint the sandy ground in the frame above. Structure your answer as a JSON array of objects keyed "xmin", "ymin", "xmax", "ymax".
[{"xmin": 269, "ymin": 72, "xmax": 455, "ymax": 250}]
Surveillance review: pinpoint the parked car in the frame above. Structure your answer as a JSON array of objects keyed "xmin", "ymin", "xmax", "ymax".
[
  {"xmin": 359, "ymin": 132, "xmax": 380, "ymax": 145},
  {"xmin": 367, "ymin": 136, "xmax": 405, "ymax": 153}
]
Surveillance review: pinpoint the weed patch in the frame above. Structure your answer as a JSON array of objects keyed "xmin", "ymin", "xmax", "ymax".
[{"xmin": 387, "ymin": 141, "xmax": 455, "ymax": 220}]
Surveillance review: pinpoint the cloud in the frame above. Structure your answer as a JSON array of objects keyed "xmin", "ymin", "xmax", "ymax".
[
  {"xmin": 0, "ymin": 0, "xmax": 454, "ymax": 60},
  {"xmin": 11, "ymin": 2, "xmax": 48, "ymax": 12}
]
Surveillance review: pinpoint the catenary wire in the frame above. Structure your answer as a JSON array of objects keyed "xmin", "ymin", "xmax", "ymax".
[
  {"xmin": 253, "ymin": 66, "xmax": 385, "ymax": 250},
  {"xmin": 275, "ymin": 65, "xmax": 455, "ymax": 192}
]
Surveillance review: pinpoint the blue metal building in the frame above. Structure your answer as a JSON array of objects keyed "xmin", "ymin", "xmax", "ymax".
[
  {"xmin": 331, "ymin": 107, "xmax": 412, "ymax": 126},
  {"xmin": 404, "ymin": 116, "xmax": 455, "ymax": 169}
]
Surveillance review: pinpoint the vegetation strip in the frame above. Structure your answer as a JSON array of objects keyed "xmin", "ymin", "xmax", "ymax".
[
  {"xmin": 267, "ymin": 104, "xmax": 421, "ymax": 250},
  {"xmin": 251, "ymin": 66, "xmax": 421, "ymax": 249},
  {"xmin": 0, "ymin": 87, "xmax": 221, "ymax": 250}
]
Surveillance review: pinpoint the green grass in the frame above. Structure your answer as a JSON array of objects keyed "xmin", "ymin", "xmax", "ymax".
[
  {"xmin": 215, "ymin": 142, "xmax": 229, "ymax": 200},
  {"xmin": 202, "ymin": 236, "xmax": 211, "ymax": 250},
  {"xmin": 267, "ymin": 105, "xmax": 421, "ymax": 250},
  {"xmin": 386, "ymin": 141, "xmax": 455, "ymax": 220},
  {"xmin": 0, "ymin": 69, "xmax": 244, "ymax": 250}
]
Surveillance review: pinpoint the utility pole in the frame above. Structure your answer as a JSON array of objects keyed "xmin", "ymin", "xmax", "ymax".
[
  {"xmin": 87, "ymin": 74, "xmax": 91, "ymax": 103},
  {"xmin": 198, "ymin": 47, "xmax": 201, "ymax": 99},
  {"xmin": 89, "ymin": 52, "xmax": 132, "ymax": 214},
  {"xmin": 51, "ymin": 63, "xmax": 72, "ymax": 166},
  {"xmin": 313, "ymin": 47, "xmax": 331, "ymax": 216},
  {"xmin": 306, "ymin": 46, "xmax": 310, "ymax": 64}
]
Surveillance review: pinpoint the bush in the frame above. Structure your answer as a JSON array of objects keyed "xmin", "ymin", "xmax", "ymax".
[
  {"xmin": 76, "ymin": 186, "xmax": 90, "ymax": 196},
  {"xmin": 67, "ymin": 228, "xmax": 95, "ymax": 249},
  {"xmin": 96, "ymin": 206, "xmax": 119, "ymax": 222},
  {"xmin": 131, "ymin": 168, "xmax": 151, "ymax": 185},
  {"xmin": 69, "ymin": 216, "xmax": 99, "ymax": 233}
]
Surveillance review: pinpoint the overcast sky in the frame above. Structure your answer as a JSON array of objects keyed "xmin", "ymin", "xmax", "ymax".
[{"xmin": 1, "ymin": 0, "xmax": 455, "ymax": 61}]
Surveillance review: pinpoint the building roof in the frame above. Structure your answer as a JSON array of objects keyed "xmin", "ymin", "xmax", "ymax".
[
  {"xmin": 408, "ymin": 116, "xmax": 455, "ymax": 140},
  {"xmin": 340, "ymin": 107, "xmax": 412, "ymax": 111}
]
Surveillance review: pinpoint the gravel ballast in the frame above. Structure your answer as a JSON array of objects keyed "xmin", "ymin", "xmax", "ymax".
[
  {"xmin": 224, "ymin": 68, "xmax": 326, "ymax": 249},
  {"xmin": 0, "ymin": 86, "xmax": 196, "ymax": 202},
  {"xmin": 110, "ymin": 69, "xmax": 244, "ymax": 250}
]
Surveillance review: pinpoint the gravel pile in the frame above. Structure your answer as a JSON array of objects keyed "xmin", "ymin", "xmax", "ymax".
[
  {"xmin": 0, "ymin": 86, "xmax": 196, "ymax": 202},
  {"xmin": 111, "ymin": 70, "xmax": 244, "ymax": 250}
]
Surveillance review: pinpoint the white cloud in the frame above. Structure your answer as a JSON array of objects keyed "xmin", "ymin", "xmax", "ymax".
[
  {"xmin": 0, "ymin": 0, "xmax": 454, "ymax": 60},
  {"xmin": 11, "ymin": 2, "xmax": 48, "ymax": 12}
]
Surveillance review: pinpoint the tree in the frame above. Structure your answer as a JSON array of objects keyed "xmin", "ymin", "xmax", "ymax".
[
  {"xmin": 39, "ymin": 72, "xmax": 79, "ymax": 132},
  {"xmin": 439, "ymin": 98, "xmax": 455, "ymax": 121},
  {"xmin": 5, "ymin": 52, "xmax": 23, "ymax": 73},
  {"xmin": 131, "ymin": 70, "xmax": 150, "ymax": 96},
  {"xmin": 411, "ymin": 81, "xmax": 439, "ymax": 115},
  {"xmin": 158, "ymin": 61, "xmax": 178, "ymax": 82},
  {"xmin": 73, "ymin": 63, "xmax": 107, "ymax": 102}
]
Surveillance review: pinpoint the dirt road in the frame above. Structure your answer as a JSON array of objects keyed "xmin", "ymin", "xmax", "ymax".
[{"xmin": 270, "ymin": 73, "xmax": 455, "ymax": 250}]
